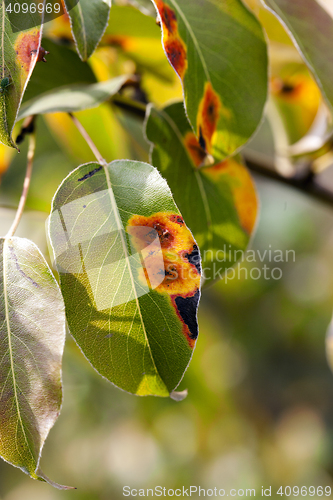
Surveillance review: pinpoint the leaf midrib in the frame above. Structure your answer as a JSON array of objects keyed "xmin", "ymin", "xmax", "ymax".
[
  {"xmin": 102, "ymin": 164, "xmax": 165, "ymax": 390},
  {"xmin": 2, "ymin": 238, "xmax": 35, "ymax": 465},
  {"xmin": 76, "ymin": 1, "xmax": 88, "ymax": 60}
]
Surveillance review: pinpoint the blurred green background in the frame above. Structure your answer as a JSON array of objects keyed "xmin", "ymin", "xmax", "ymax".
[{"xmin": 1, "ymin": 1, "xmax": 333, "ymax": 498}]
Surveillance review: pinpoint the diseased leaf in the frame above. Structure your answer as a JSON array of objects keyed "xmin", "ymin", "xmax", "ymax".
[
  {"xmin": 64, "ymin": 0, "xmax": 112, "ymax": 61},
  {"xmin": 145, "ymin": 102, "xmax": 258, "ymax": 285},
  {"xmin": 0, "ymin": 237, "xmax": 68, "ymax": 488},
  {"xmin": 23, "ymin": 38, "xmax": 97, "ymax": 104},
  {"xmin": 48, "ymin": 160, "xmax": 201, "ymax": 397},
  {"xmin": 0, "ymin": 2, "xmax": 43, "ymax": 148},
  {"xmin": 152, "ymin": 0, "xmax": 268, "ymax": 159},
  {"xmin": 18, "ymin": 75, "xmax": 129, "ymax": 119},
  {"xmin": 262, "ymin": 0, "xmax": 333, "ymax": 113},
  {"xmin": 102, "ymin": 5, "xmax": 182, "ymax": 103},
  {"xmin": 270, "ymin": 64, "xmax": 322, "ymax": 145}
]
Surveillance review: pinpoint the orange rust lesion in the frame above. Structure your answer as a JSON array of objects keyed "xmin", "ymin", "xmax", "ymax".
[
  {"xmin": 103, "ymin": 35, "xmax": 130, "ymax": 50},
  {"xmin": 197, "ymin": 81, "xmax": 222, "ymax": 154},
  {"xmin": 14, "ymin": 30, "xmax": 40, "ymax": 75},
  {"xmin": 204, "ymin": 159, "xmax": 258, "ymax": 235},
  {"xmin": 127, "ymin": 212, "xmax": 201, "ymax": 348},
  {"xmin": 155, "ymin": 0, "xmax": 187, "ymax": 81},
  {"xmin": 270, "ymin": 76, "xmax": 306, "ymax": 101},
  {"xmin": 270, "ymin": 74, "xmax": 321, "ymax": 111},
  {"xmin": 184, "ymin": 132, "xmax": 207, "ymax": 167}
]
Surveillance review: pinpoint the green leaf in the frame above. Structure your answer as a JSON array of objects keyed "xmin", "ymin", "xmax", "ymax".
[
  {"xmin": 18, "ymin": 75, "xmax": 129, "ymax": 120},
  {"xmin": 64, "ymin": 0, "xmax": 112, "ymax": 61},
  {"xmin": 48, "ymin": 160, "xmax": 201, "ymax": 397},
  {"xmin": 0, "ymin": 237, "xmax": 68, "ymax": 488},
  {"xmin": 23, "ymin": 38, "xmax": 97, "ymax": 104},
  {"xmin": 0, "ymin": 3, "xmax": 43, "ymax": 148},
  {"xmin": 152, "ymin": 0, "xmax": 268, "ymax": 159},
  {"xmin": 145, "ymin": 102, "xmax": 258, "ymax": 285},
  {"xmin": 262, "ymin": 0, "xmax": 333, "ymax": 113}
]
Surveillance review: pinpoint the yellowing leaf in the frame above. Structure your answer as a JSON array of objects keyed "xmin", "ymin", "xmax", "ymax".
[
  {"xmin": 146, "ymin": 103, "xmax": 258, "ymax": 284},
  {"xmin": 48, "ymin": 160, "xmax": 201, "ymax": 396},
  {"xmin": 263, "ymin": 0, "xmax": 333, "ymax": 113},
  {"xmin": 0, "ymin": 237, "xmax": 69, "ymax": 488},
  {"xmin": 0, "ymin": 4, "xmax": 44, "ymax": 148},
  {"xmin": 152, "ymin": 0, "xmax": 268, "ymax": 159}
]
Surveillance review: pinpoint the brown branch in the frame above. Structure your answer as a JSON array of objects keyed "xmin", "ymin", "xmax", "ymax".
[
  {"xmin": 244, "ymin": 155, "xmax": 333, "ymax": 208},
  {"xmin": 112, "ymin": 95, "xmax": 333, "ymax": 207},
  {"xmin": 6, "ymin": 132, "xmax": 36, "ymax": 238}
]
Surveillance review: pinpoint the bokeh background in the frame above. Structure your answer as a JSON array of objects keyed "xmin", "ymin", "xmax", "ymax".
[{"xmin": 1, "ymin": 1, "xmax": 333, "ymax": 498}]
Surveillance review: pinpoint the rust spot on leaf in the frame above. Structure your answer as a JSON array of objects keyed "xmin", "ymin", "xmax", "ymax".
[
  {"xmin": 197, "ymin": 82, "xmax": 221, "ymax": 154},
  {"xmin": 14, "ymin": 30, "xmax": 40, "ymax": 75},
  {"xmin": 184, "ymin": 132, "xmax": 207, "ymax": 167},
  {"xmin": 155, "ymin": 0, "xmax": 187, "ymax": 80},
  {"xmin": 127, "ymin": 212, "xmax": 200, "ymax": 347},
  {"xmin": 104, "ymin": 35, "xmax": 129, "ymax": 49},
  {"xmin": 271, "ymin": 77, "xmax": 301, "ymax": 99},
  {"xmin": 204, "ymin": 159, "xmax": 258, "ymax": 234},
  {"xmin": 172, "ymin": 290, "xmax": 200, "ymax": 343},
  {"xmin": 35, "ymin": 46, "xmax": 49, "ymax": 63}
]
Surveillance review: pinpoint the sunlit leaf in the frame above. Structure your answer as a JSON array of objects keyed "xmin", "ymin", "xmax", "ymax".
[
  {"xmin": 145, "ymin": 102, "xmax": 258, "ymax": 285},
  {"xmin": 64, "ymin": 0, "xmax": 112, "ymax": 61},
  {"xmin": 19, "ymin": 75, "xmax": 129, "ymax": 119},
  {"xmin": 0, "ymin": 3, "xmax": 43, "ymax": 148},
  {"xmin": 152, "ymin": 0, "xmax": 268, "ymax": 159},
  {"xmin": 48, "ymin": 160, "xmax": 201, "ymax": 397},
  {"xmin": 0, "ymin": 237, "xmax": 68, "ymax": 487},
  {"xmin": 263, "ymin": 0, "xmax": 333, "ymax": 113}
]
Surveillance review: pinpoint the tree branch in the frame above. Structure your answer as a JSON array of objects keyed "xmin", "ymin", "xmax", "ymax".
[
  {"xmin": 244, "ymin": 155, "xmax": 333, "ymax": 208},
  {"xmin": 6, "ymin": 132, "xmax": 36, "ymax": 238},
  {"xmin": 111, "ymin": 95, "xmax": 333, "ymax": 207}
]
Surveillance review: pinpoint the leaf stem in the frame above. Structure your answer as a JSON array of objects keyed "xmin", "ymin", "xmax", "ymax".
[
  {"xmin": 6, "ymin": 133, "xmax": 36, "ymax": 238},
  {"xmin": 68, "ymin": 113, "xmax": 107, "ymax": 167}
]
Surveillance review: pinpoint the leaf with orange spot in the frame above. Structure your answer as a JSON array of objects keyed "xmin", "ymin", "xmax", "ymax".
[
  {"xmin": 22, "ymin": 38, "xmax": 97, "ymax": 104},
  {"xmin": 152, "ymin": 0, "xmax": 268, "ymax": 159},
  {"xmin": 48, "ymin": 160, "xmax": 201, "ymax": 397},
  {"xmin": 0, "ymin": 4, "xmax": 44, "ymax": 148},
  {"xmin": 270, "ymin": 64, "xmax": 322, "ymax": 145},
  {"xmin": 263, "ymin": 0, "xmax": 333, "ymax": 114},
  {"xmin": 63, "ymin": 0, "xmax": 111, "ymax": 61},
  {"xmin": 145, "ymin": 102, "xmax": 258, "ymax": 285},
  {"xmin": 101, "ymin": 5, "xmax": 182, "ymax": 104}
]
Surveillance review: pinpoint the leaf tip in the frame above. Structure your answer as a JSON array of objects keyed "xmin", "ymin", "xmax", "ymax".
[
  {"xmin": 36, "ymin": 469, "xmax": 76, "ymax": 490},
  {"xmin": 170, "ymin": 389, "xmax": 188, "ymax": 401}
]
